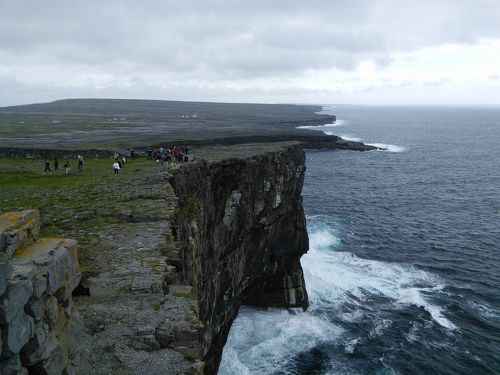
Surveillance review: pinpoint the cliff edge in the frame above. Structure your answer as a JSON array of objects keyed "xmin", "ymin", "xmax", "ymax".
[{"xmin": 170, "ymin": 143, "xmax": 309, "ymax": 374}]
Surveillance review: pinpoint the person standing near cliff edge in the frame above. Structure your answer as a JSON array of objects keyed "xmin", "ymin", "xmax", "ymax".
[
  {"xmin": 77, "ymin": 155, "xmax": 84, "ymax": 171},
  {"xmin": 43, "ymin": 160, "xmax": 51, "ymax": 174},
  {"xmin": 64, "ymin": 160, "xmax": 71, "ymax": 174}
]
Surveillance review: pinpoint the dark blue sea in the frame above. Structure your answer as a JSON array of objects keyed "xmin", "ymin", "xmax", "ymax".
[{"xmin": 219, "ymin": 105, "xmax": 500, "ymax": 375}]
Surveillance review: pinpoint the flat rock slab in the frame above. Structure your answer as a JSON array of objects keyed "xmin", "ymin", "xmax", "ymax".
[{"xmin": 0, "ymin": 209, "xmax": 40, "ymax": 260}]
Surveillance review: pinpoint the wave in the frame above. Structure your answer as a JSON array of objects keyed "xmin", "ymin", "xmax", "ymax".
[
  {"xmin": 219, "ymin": 307, "xmax": 342, "ymax": 374},
  {"xmin": 367, "ymin": 143, "xmax": 406, "ymax": 152},
  {"xmin": 339, "ymin": 134, "xmax": 363, "ymax": 142},
  {"xmin": 296, "ymin": 119, "xmax": 346, "ymax": 131},
  {"xmin": 220, "ymin": 216, "xmax": 456, "ymax": 374},
  {"xmin": 303, "ymin": 218, "xmax": 456, "ymax": 330}
]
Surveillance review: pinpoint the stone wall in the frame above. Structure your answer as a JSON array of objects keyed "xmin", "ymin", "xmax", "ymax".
[
  {"xmin": 170, "ymin": 144, "xmax": 309, "ymax": 374},
  {"xmin": 0, "ymin": 210, "xmax": 85, "ymax": 375}
]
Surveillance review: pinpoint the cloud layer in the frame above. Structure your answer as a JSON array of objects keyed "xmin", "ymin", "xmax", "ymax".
[{"xmin": 1, "ymin": 0, "xmax": 500, "ymax": 105}]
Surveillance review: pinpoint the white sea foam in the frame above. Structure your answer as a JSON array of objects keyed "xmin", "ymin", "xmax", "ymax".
[
  {"xmin": 368, "ymin": 143, "xmax": 406, "ymax": 152},
  {"xmin": 344, "ymin": 337, "xmax": 360, "ymax": 354},
  {"xmin": 220, "ymin": 217, "xmax": 456, "ymax": 373},
  {"xmin": 468, "ymin": 301, "xmax": 500, "ymax": 321},
  {"xmin": 339, "ymin": 134, "xmax": 363, "ymax": 142},
  {"xmin": 302, "ymin": 222, "xmax": 456, "ymax": 330},
  {"xmin": 297, "ymin": 119, "xmax": 346, "ymax": 130},
  {"xmin": 219, "ymin": 307, "xmax": 342, "ymax": 374}
]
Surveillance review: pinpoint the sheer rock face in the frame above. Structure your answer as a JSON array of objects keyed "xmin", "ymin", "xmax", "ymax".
[
  {"xmin": 0, "ymin": 210, "xmax": 85, "ymax": 375},
  {"xmin": 171, "ymin": 144, "xmax": 309, "ymax": 374}
]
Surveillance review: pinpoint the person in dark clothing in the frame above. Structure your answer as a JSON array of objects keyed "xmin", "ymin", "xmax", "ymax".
[
  {"xmin": 130, "ymin": 149, "xmax": 135, "ymax": 158},
  {"xmin": 54, "ymin": 158, "xmax": 59, "ymax": 172},
  {"xmin": 44, "ymin": 160, "xmax": 51, "ymax": 174},
  {"xmin": 64, "ymin": 161, "xmax": 71, "ymax": 174},
  {"xmin": 77, "ymin": 155, "xmax": 84, "ymax": 171},
  {"xmin": 147, "ymin": 148, "xmax": 153, "ymax": 159}
]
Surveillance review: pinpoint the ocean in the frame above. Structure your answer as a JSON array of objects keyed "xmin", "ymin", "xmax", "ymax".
[{"xmin": 219, "ymin": 105, "xmax": 500, "ymax": 375}]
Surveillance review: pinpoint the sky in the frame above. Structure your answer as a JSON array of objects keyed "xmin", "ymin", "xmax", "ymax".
[{"xmin": 1, "ymin": 0, "xmax": 500, "ymax": 106}]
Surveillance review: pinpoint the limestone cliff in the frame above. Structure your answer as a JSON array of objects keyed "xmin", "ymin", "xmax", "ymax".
[
  {"xmin": 0, "ymin": 210, "xmax": 85, "ymax": 374},
  {"xmin": 170, "ymin": 143, "xmax": 309, "ymax": 374}
]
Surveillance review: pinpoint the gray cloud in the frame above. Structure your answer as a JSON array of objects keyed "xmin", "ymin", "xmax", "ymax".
[{"xmin": 0, "ymin": 0, "xmax": 500, "ymax": 105}]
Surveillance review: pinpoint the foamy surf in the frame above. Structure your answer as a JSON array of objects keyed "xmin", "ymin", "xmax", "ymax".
[
  {"xmin": 368, "ymin": 143, "xmax": 406, "ymax": 152},
  {"xmin": 296, "ymin": 119, "xmax": 346, "ymax": 131},
  {"xmin": 338, "ymin": 134, "xmax": 363, "ymax": 142},
  {"xmin": 219, "ymin": 307, "xmax": 342, "ymax": 374},
  {"xmin": 220, "ymin": 215, "xmax": 457, "ymax": 374},
  {"xmin": 303, "ymin": 218, "xmax": 456, "ymax": 330}
]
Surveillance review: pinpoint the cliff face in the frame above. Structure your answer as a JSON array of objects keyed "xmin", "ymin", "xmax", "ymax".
[{"xmin": 170, "ymin": 144, "xmax": 309, "ymax": 374}]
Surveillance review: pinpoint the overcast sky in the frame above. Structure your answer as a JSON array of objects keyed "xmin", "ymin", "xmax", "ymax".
[{"xmin": 1, "ymin": 0, "xmax": 499, "ymax": 106}]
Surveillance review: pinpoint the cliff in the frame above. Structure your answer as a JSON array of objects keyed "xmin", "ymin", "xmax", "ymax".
[
  {"xmin": 0, "ymin": 210, "xmax": 85, "ymax": 374},
  {"xmin": 170, "ymin": 143, "xmax": 309, "ymax": 374}
]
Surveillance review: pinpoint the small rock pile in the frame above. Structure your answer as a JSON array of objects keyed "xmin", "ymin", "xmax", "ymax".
[{"xmin": 0, "ymin": 210, "xmax": 85, "ymax": 375}]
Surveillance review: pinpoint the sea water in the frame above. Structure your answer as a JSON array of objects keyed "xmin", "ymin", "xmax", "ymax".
[{"xmin": 219, "ymin": 105, "xmax": 500, "ymax": 375}]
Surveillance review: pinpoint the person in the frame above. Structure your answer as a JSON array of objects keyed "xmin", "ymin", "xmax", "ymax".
[
  {"xmin": 147, "ymin": 148, "xmax": 153, "ymax": 159},
  {"xmin": 113, "ymin": 161, "xmax": 120, "ymax": 174},
  {"xmin": 54, "ymin": 158, "xmax": 59, "ymax": 172},
  {"xmin": 44, "ymin": 160, "xmax": 51, "ymax": 174},
  {"xmin": 64, "ymin": 161, "xmax": 71, "ymax": 174},
  {"xmin": 122, "ymin": 156, "xmax": 127, "ymax": 166},
  {"xmin": 184, "ymin": 155, "xmax": 189, "ymax": 162},
  {"xmin": 117, "ymin": 158, "xmax": 122, "ymax": 169},
  {"xmin": 130, "ymin": 149, "xmax": 135, "ymax": 158},
  {"xmin": 77, "ymin": 155, "xmax": 84, "ymax": 171}
]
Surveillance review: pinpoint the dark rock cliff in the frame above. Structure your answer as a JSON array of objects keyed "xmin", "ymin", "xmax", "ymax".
[{"xmin": 170, "ymin": 144, "xmax": 309, "ymax": 374}]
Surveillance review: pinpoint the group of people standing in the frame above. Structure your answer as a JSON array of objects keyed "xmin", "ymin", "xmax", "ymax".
[
  {"xmin": 147, "ymin": 145, "xmax": 190, "ymax": 164},
  {"xmin": 42, "ymin": 147, "xmax": 192, "ymax": 177},
  {"xmin": 112, "ymin": 152, "xmax": 128, "ymax": 174},
  {"xmin": 43, "ymin": 155, "xmax": 83, "ymax": 175}
]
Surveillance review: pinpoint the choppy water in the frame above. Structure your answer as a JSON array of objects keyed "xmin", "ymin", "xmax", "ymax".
[{"xmin": 220, "ymin": 105, "xmax": 500, "ymax": 375}]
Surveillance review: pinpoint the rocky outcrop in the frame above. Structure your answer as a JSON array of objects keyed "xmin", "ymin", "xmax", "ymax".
[
  {"xmin": 170, "ymin": 144, "xmax": 309, "ymax": 374},
  {"xmin": 0, "ymin": 210, "xmax": 85, "ymax": 375}
]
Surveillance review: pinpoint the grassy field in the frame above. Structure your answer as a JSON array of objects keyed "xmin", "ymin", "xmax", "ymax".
[
  {"xmin": 0, "ymin": 155, "xmax": 174, "ymax": 270},
  {"xmin": 0, "ymin": 98, "xmax": 332, "ymax": 150}
]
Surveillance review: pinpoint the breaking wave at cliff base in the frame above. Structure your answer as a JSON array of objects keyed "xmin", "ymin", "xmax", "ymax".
[{"xmin": 220, "ymin": 216, "xmax": 456, "ymax": 374}]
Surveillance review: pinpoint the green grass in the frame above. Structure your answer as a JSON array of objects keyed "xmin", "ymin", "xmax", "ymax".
[
  {"xmin": 172, "ymin": 291, "xmax": 197, "ymax": 300},
  {"xmin": 0, "ymin": 155, "xmax": 168, "ymax": 273},
  {"xmin": 152, "ymin": 301, "xmax": 163, "ymax": 311},
  {"xmin": 160, "ymin": 245, "xmax": 177, "ymax": 256},
  {"xmin": 178, "ymin": 195, "xmax": 199, "ymax": 222}
]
